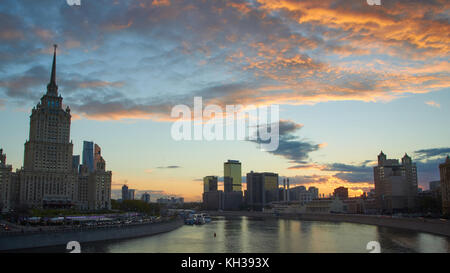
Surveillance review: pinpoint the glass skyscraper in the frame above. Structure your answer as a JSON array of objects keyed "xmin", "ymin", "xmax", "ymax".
[
  {"xmin": 224, "ymin": 160, "xmax": 242, "ymax": 192},
  {"xmin": 82, "ymin": 141, "xmax": 94, "ymax": 172}
]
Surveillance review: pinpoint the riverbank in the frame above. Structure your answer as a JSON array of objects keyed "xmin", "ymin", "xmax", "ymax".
[
  {"xmin": 0, "ymin": 218, "xmax": 184, "ymax": 251},
  {"xmin": 208, "ymin": 211, "xmax": 450, "ymax": 237}
]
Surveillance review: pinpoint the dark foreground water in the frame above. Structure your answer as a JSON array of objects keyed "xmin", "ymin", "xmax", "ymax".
[{"xmin": 27, "ymin": 216, "xmax": 450, "ymax": 253}]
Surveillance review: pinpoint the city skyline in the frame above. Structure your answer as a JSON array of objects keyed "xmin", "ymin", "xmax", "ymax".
[{"xmin": 1, "ymin": 0, "xmax": 449, "ymax": 202}]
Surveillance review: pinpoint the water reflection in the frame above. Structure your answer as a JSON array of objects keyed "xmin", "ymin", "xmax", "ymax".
[{"xmin": 20, "ymin": 216, "xmax": 450, "ymax": 253}]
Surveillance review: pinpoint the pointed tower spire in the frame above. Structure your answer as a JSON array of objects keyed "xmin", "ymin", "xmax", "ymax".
[{"xmin": 46, "ymin": 44, "xmax": 58, "ymax": 96}]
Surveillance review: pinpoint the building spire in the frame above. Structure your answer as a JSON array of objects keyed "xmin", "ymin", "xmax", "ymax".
[{"xmin": 46, "ymin": 44, "xmax": 58, "ymax": 96}]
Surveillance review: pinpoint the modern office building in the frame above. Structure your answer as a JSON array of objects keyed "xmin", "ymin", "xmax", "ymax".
[
  {"xmin": 122, "ymin": 185, "xmax": 129, "ymax": 201},
  {"xmin": 203, "ymin": 176, "xmax": 218, "ymax": 192},
  {"xmin": 333, "ymin": 186, "xmax": 349, "ymax": 199},
  {"xmin": 223, "ymin": 191, "xmax": 243, "ymax": 210},
  {"xmin": 439, "ymin": 156, "xmax": 450, "ymax": 215},
  {"xmin": 72, "ymin": 155, "xmax": 80, "ymax": 173},
  {"xmin": 82, "ymin": 141, "xmax": 94, "ymax": 173},
  {"xmin": 224, "ymin": 160, "xmax": 242, "ymax": 192},
  {"xmin": 203, "ymin": 191, "xmax": 223, "ymax": 210},
  {"xmin": 141, "ymin": 192, "xmax": 151, "ymax": 203},
  {"xmin": 374, "ymin": 151, "xmax": 418, "ymax": 213},
  {"xmin": 128, "ymin": 189, "xmax": 136, "ymax": 200},
  {"xmin": 246, "ymin": 171, "xmax": 279, "ymax": 211}
]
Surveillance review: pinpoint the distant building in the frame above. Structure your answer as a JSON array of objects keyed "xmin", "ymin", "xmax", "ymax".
[
  {"xmin": 82, "ymin": 141, "xmax": 94, "ymax": 173},
  {"xmin": 128, "ymin": 189, "xmax": 136, "ymax": 200},
  {"xmin": 224, "ymin": 160, "xmax": 242, "ymax": 192},
  {"xmin": 367, "ymin": 189, "xmax": 376, "ymax": 198},
  {"xmin": 122, "ymin": 185, "xmax": 129, "ymax": 201},
  {"xmin": 246, "ymin": 171, "xmax": 279, "ymax": 211},
  {"xmin": 429, "ymin": 180, "xmax": 440, "ymax": 191},
  {"xmin": 0, "ymin": 149, "xmax": 13, "ymax": 212},
  {"xmin": 308, "ymin": 186, "xmax": 319, "ymax": 199},
  {"xmin": 203, "ymin": 191, "xmax": 223, "ymax": 211},
  {"xmin": 374, "ymin": 151, "xmax": 418, "ymax": 213},
  {"xmin": 439, "ymin": 156, "xmax": 450, "ymax": 215},
  {"xmin": 289, "ymin": 186, "xmax": 319, "ymax": 205},
  {"xmin": 333, "ymin": 186, "xmax": 349, "ymax": 199},
  {"xmin": 72, "ymin": 155, "xmax": 80, "ymax": 173},
  {"xmin": 203, "ymin": 176, "xmax": 218, "ymax": 192},
  {"xmin": 157, "ymin": 197, "xmax": 184, "ymax": 205},
  {"xmin": 305, "ymin": 198, "xmax": 345, "ymax": 213},
  {"xmin": 94, "ymin": 144, "xmax": 101, "ymax": 171},
  {"xmin": 223, "ymin": 191, "xmax": 243, "ymax": 211},
  {"xmin": 141, "ymin": 192, "xmax": 151, "ymax": 203}
]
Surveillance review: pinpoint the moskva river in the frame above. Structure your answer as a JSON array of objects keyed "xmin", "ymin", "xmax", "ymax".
[{"xmin": 32, "ymin": 216, "xmax": 450, "ymax": 253}]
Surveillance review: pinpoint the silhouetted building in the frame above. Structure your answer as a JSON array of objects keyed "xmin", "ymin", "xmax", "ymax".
[
  {"xmin": 203, "ymin": 176, "xmax": 218, "ymax": 192},
  {"xmin": 128, "ymin": 189, "xmax": 136, "ymax": 200},
  {"xmin": 141, "ymin": 192, "xmax": 151, "ymax": 203},
  {"xmin": 440, "ymin": 156, "xmax": 450, "ymax": 215},
  {"xmin": 374, "ymin": 151, "xmax": 418, "ymax": 213},
  {"xmin": 223, "ymin": 191, "xmax": 243, "ymax": 211},
  {"xmin": 122, "ymin": 185, "xmax": 129, "ymax": 201},
  {"xmin": 333, "ymin": 187, "xmax": 349, "ymax": 199},
  {"xmin": 247, "ymin": 171, "xmax": 279, "ymax": 211},
  {"xmin": 203, "ymin": 191, "xmax": 223, "ymax": 211},
  {"xmin": 430, "ymin": 180, "xmax": 440, "ymax": 191},
  {"xmin": 72, "ymin": 155, "xmax": 80, "ymax": 173}
]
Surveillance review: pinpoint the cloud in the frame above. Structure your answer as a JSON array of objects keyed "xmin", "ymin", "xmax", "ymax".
[
  {"xmin": 0, "ymin": 0, "xmax": 448, "ymax": 122},
  {"xmin": 248, "ymin": 119, "xmax": 322, "ymax": 165},
  {"xmin": 414, "ymin": 147, "xmax": 450, "ymax": 160},
  {"xmin": 425, "ymin": 101, "xmax": 441, "ymax": 108},
  {"xmin": 323, "ymin": 161, "xmax": 374, "ymax": 183},
  {"xmin": 157, "ymin": 165, "xmax": 181, "ymax": 169}
]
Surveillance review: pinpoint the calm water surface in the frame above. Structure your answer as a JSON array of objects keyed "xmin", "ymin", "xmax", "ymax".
[{"xmin": 37, "ymin": 216, "xmax": 450, "ymax": 253}]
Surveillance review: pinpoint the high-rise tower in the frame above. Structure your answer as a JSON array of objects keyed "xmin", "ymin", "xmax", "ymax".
[
  {"xmin": 20, "ymin": 45, "xmax": 77, "ymax": 208},
  {"xmin": 224, "ymin": 160, "xmax": 242, "ymax": 192}
]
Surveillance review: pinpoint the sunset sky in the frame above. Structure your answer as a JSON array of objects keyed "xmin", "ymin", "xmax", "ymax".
[{"xmin": 1, "ymin": 0, "xmax": 449, "ymax": 201}]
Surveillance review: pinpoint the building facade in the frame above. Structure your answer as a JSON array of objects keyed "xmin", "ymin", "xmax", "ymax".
[
  {"xmin": 374, "ymin": 151, "xmax": 418, "ymax": 213},
  {"xmin": 203, "ymin": 176, "xmax": 218, "ymax": 192},
  {"xmin": 333, "ymin": 186, "xmax": 349, "ymax": 199},
  {"xmin": 0, "ymin": 149, "xmax": 14, "ymax": 212},
  {"xmin": 82, "ymin": 141, "xmax": 94, "ymax": 173},
  {"xmin": 1, "ymin": 46, "xmax": 112, "ymax": 211},
  {"xmin": 439, "ymin": 156, "xmax": 450, "ymax": 215},
  {"xmin": 224, "ymin": 160, "xmax": 242, "ymax": 192},
  {"xmin": 246, "ymin": 171, "xmax": 279, "ymax": 211},
  {"xmin": 141, "ymin": 192, "xmax": 151, "ymax": 203}
]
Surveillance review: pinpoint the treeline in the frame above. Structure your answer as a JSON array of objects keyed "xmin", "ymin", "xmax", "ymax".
[{"xmin": 111, "ymin": 200, "xmax": 161, "ymax": 216}]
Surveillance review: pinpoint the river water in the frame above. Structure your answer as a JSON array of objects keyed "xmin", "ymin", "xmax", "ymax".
[{"xmin": 31, "ymin": 216, "xmax": 450, "ymax": 253}]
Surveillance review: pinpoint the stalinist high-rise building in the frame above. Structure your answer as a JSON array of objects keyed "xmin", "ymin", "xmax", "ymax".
[
  {"xmin": 19, "ymin": 45, "xmax": 77, "ymax": 208},
  {"xmin": 373, "ymin": 151, "xmax": 418, "ymax": 213},
  {"xmin": 12, "ymin": 45, "xmax": 112, "ymax": 210}
]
